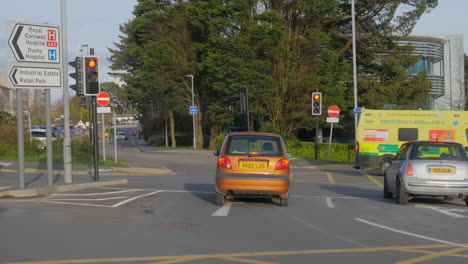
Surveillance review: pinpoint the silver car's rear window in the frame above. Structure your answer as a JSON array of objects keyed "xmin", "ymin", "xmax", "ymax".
[
  {"xmin": 413, "ymin": 143, "xmax": 468, "ymax": 161},
  {"xmin": 226, "ymin": 135, "xmax": 283, "ymax": 157}
]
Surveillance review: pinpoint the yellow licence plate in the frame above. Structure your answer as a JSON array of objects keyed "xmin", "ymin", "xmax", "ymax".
[
  {"xmin": 429, "ymin": 167, "xmax": 454, "ymax": 174},
  {"xmin": 239, "ymin": 161, "xmax": 267, "ymax": 169}
]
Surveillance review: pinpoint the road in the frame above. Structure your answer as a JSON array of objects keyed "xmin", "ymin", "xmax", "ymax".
[{"xmin": 1, "ymin": 131, "xmax": 468, "ymax": 264}]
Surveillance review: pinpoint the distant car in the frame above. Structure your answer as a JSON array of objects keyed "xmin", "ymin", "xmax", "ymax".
[
  {"xmin": 214, "ymin": 132, "xmax": 292, "ymax": 206},
  {"xmin": 115, "ymin": 131, "xmax": 128, "ymax": 140},
  {"xmin": 384, "ymin": 141, "xmax": 468, "ymax": 205},
  {"xmin": 31, "ymin": 129, "xmax": 58, "ymax": 149}
]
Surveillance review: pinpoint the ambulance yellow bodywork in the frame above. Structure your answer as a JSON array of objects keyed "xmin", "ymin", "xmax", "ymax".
[{"xmin": 356, "ymin": 109, "xmax": 468, "ymax": 172}]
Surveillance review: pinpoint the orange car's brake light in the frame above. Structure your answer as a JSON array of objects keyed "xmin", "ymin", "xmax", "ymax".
[
  {"xmin": 406, "ymin": 163, "xmax": 414, "ymax": 176},
  {"xmin": 275, "ymin": 159, "xmax": 289, "ymax": 170},
  {"xmin": 218, "ymin": 157, "xmax": 232, "ymax": 169}
]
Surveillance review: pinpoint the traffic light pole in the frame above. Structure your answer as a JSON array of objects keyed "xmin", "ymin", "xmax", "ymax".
[
  {"xmin": 315, "ymin": 116, "xmax": 319, "ymax": 160},
  {"xmin": 92, "ymin": 96, "xmax": 99, "ymax": 181}
]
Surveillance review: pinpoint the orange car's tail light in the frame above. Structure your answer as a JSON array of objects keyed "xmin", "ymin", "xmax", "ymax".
[
  {"xmin": 218, "ymin": 157, "xmax": 232, "ymax": 169},
  {"xmin": 406, "ymin": 163, "xmax": 414, "ymax": 176},
  {"xmin": 275, "ymin": 159, "xmax": 289, "ymax": 170}
]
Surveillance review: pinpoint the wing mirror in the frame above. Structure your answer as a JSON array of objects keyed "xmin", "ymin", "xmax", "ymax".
[
  {"xmin": 213, "ymin": 150, "xmax": 220, "ymax": 156},
  {"xmin": 383, "ymin": 157, "xmax": 393, "ymax": 164}
]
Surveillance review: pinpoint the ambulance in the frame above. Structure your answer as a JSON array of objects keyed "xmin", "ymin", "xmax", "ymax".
[{"xmin": 356, "ymin": 109, "xmax": 468, "ymax": 172}]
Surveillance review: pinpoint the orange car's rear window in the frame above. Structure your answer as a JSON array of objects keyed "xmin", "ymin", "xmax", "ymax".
[{"xmin": 226, "ymin": 135, "xmax": 282, "ymax": 157}]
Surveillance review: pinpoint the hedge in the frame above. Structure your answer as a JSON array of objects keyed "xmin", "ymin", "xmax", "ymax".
[{"xmin": 214, "ymin": 136, "xmax": 354, "ymax": 162}]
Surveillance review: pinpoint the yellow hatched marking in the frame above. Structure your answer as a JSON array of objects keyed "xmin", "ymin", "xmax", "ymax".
[
  {"xmin": 326, "ymin": 172, "xmax": 335, "ymax": 184},
  {"xmin": 395, "ymin": 247, "xmax": 467, "ymax": 264},
  {"xmin": 363, "ymin": 173, "xmax": 383, "ymax": 187},
  {"xmin": 2, "ymin": 244, "xmax": 468, "ymax": 264},
  {"xmin": 0, "ymin": 186, "xmax": 11, "ymax": 191}
]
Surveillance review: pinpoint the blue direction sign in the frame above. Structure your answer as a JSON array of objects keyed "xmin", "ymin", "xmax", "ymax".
[{"xmin": 189, "ymin": 106, "xmax": 198, "ymax": 115}]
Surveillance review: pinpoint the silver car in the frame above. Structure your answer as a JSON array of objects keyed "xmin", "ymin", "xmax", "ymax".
[{"xmin": 384, "ymin": 141, "xmax": 468, "ymax": 205}]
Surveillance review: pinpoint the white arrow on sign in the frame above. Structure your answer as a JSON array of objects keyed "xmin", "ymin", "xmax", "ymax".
[
  {"xmin": 8, "ymin": 23, "xmax": 60, "ymax": 63},
  {"xmin": 9, "ymin": 66, "xmax": 61, "ymax": 88}
]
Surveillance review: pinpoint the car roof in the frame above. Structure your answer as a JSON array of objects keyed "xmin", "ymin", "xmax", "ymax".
[
  {"xmin": 226, "ymin": 132, "xmax": 282, "ymax": 138},
  {"xmin": 31, "ymin": 129, "xmax": 47, "ymax": 132},
  {"xmin": 404, "ymin": 140, "xmax": 462, "ymax": 145}
]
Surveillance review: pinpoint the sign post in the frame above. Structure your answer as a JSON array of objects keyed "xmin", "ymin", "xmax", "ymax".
[
  {"xmin": 7, "ymin": 21, "xmax": 62, "ymax": 188},
  {"xmin": 97, "ymin": 92, "xmax": 110, "ymax": 162},
  {"xmin": 327, "ymin": 106, "xmax": 340, "ymax": 160}
]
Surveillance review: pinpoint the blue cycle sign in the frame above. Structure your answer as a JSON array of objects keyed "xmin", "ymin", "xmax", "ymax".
[{"xmin": 189, "ymin": 106, "xmax": 198, "ymax": 115}]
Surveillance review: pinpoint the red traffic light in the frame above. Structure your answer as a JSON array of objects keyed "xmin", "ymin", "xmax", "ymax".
[{"xmin": 87, "ymin": 59, "xmax": 98, "ymax": 68}]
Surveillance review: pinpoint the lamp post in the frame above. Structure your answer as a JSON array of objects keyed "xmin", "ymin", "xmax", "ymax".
[
  {"xmin": 185, "ymin": 75, "xmax": 196, "ymax": 149},
  {"xmin": 352, "ymin": 0, "xmax": 358, "ymax": 145}
]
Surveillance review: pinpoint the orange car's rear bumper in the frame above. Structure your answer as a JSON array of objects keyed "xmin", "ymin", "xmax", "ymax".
[{"xmin": 216, "ymin": 178, "xmax": 290, "ymax": 196}]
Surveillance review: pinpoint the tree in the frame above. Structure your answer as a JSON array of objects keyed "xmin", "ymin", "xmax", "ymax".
[
  {"xmin": 339, "ymin": 0, "xmax": 438, "ymax": 109},
  {"xmin": 100, "ymin": 82, "xmax": 134, "ymax": 114}
]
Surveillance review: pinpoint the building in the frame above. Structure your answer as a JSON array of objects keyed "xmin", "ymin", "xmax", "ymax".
[
  {"xmin": 399, "ymin": 34, "xmax": 465, "ymax": 110},
  {"xmin": 0, "ymin": 71, "xmax": 46, "ymax": 114}
]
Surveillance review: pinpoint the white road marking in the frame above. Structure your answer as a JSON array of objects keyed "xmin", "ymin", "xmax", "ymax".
[
  {"xmin": 292, "ymin": 195, "xmax": 369, "ymax": 199},
  {"xmin": 212, "ymin": 202, "xmax": 233, "ymax": 216},
  {"xmin": 50, "ymin": 189, "xmax": 141, "ymax": 196},
  {"xmin": 29, "ymin": 200, "xmax": 113, "ymax": 208},
  {"xmin": 0, "ymin": 162, "xmax": 12, "ymax": 167},
  {"xmin": 46, "ymin": 197, "xmax": 129, "ymax": 201},
  {"xmin": 111, "ymin": 190, "xmax": 162, "ymax": 207},
  {"xmin": 326, "ymin": 197, "xmax": 335, "ymax": 208},
  {"xmin": 415, "ymin": 204, "xmax": 468, "ymax": 218},
  {"xmin": 355, "ymin": 218, "xmax": 468, "ymax": 248}
]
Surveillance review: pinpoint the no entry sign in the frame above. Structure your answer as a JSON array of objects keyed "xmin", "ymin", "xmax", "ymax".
[
  {"xmin": 327, "ymin": 105, "xmax": 340, "ymax": 118},
  {"xmin": 96, "ymin": 92, "xmax": 110, "ymax": 107}
]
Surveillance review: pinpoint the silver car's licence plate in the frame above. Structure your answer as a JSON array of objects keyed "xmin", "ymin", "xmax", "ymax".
[{"xmin": 428, "ymin": 167, "xmax": 454, "ymax": 174}]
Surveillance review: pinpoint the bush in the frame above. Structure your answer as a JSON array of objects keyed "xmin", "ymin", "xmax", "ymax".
[
  {"xmin": 210, "ymin": 135, "xmax": 354, "ymax": 162},
  {"xmin": 214, "ymin": 136, "xmax": 225, "ymax": 150},
  {"xmin": 285, "ymin": 140, "xmax": 354, "ymax": 161},
  {"xmin": 147, "ymin": 135, "xmax": 166, "ymax": 146}
]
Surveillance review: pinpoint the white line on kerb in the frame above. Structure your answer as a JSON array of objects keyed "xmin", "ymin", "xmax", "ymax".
[
  {"xmin": 326, "ymin": 197, "xmax": 335, "ymax": 208},
  {"xmin": 355, "ymin": 218, "xmax": 468, "ymax": 248},
  {"xmin": 212, "ymin": 202, "xmax": 232, "ymax": 216}
]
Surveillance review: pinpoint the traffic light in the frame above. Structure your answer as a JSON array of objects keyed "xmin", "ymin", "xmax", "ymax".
[
  {"xmin": 84, "ymin": 56, "xmax": 100, "ymax": 96},
  {"xmin": 312, "ymin": 92, "xmax": 322, "ymax": 115},
  {"xmin": 69, "ymin": 57, "xmax": 84, "ymax": 96},
  {"xmin": 79, "ymin": 96, "xmax": 92, "ymax": 110}
]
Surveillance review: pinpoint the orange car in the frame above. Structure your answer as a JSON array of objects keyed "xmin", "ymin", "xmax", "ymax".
[{"xmin": 214, "ymin": 132, "xmax": 292, "ymax": 206}]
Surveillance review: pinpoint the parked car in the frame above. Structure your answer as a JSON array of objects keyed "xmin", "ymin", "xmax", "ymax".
[
  {"xmin": 384, "ymin": 140, "xmax": 468, "ymax": 205},
  {"xmin": 214, "ymin": 132, "xmax": 292, "ymax": 206}
]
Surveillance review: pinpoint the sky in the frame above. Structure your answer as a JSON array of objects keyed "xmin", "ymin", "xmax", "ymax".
[{"xmin": 0, "ymin": 0, "xmax": 467, "ymax": 103}]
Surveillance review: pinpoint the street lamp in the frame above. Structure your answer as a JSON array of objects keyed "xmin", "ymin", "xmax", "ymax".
[
  {"xmin": 352, "ymin": 0, "xmax": 358, "ymax": 146},
  {"xmin": 185, "ymin": 75, "xmax": 196, "ymax": 149}
]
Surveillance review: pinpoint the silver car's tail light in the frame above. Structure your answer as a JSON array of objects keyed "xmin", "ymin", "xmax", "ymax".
[{"xmin": 406, "ymin": 163, "xmax": 414, "ymax": 176}]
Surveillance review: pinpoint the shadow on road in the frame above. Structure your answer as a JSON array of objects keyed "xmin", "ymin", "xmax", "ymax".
[{"xmin": 184, "ymin": 183, "xmax": 216, "ymax": 204}]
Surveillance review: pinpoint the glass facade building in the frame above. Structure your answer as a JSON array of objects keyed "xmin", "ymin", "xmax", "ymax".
[{"xmin": 399, "ymin": 34, "xmax": 464, "ymax": 110}]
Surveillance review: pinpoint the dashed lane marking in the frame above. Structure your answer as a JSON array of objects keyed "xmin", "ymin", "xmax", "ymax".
[{"xmin": 212, "ymin": 202, "xmax": 233, "ymax": 216}]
